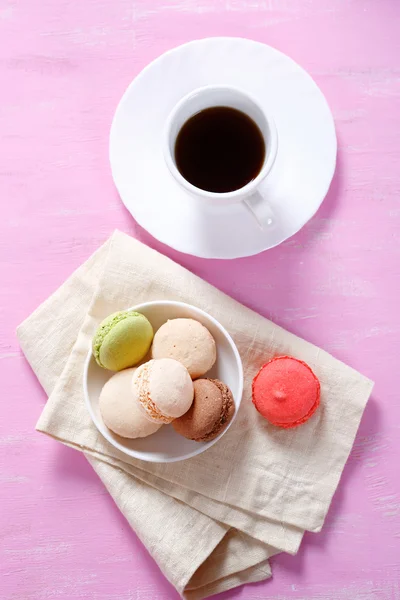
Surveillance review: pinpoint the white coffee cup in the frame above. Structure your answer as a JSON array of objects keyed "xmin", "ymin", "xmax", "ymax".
[{"xmin": 163, "ymin": 85, "xmax": 278, "ymax": 229}]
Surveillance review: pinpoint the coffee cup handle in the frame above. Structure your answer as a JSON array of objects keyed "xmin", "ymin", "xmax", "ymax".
[{"xmin": 243, "ymin": 191, "xmax": 274, "ymax": 230}]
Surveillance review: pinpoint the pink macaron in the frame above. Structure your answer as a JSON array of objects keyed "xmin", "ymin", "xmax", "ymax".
[{"xmin": 252, "ymin": 356, "xmax": 320, "ymax": 428}]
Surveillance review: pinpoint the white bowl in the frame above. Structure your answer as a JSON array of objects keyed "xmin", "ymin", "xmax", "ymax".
[{"xmin": 83, "ymin": 301, "xmax": 243, "ymax": 463}]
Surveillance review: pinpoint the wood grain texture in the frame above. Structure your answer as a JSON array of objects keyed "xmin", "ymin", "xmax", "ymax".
[{"xmin": 0, "ymin": 0, "xmax": 399, "ymax": 598}]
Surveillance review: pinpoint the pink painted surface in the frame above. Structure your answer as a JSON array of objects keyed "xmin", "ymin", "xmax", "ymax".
[{"xmin": 0, "ymin": 0, "xmax": 399, "ymax": 598}]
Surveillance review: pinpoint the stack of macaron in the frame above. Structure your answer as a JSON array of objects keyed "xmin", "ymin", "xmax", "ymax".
[{"xmin": 92, "ymin": 311, "xmax": 235, "ymax": 443}]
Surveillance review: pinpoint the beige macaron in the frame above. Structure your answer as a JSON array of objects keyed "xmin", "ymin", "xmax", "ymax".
[
  {"xmin": 99, "ymin": 368, "xmax": 162, "ymax": 438},
  {"xmin": 132, "ymin": 358, "xmax": 194, "ymax": 424},
  {"xmin": 152, "ymin": 318, "xmax": 216, "ymax": 379}
]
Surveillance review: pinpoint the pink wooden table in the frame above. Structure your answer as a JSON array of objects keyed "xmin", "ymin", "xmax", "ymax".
[{"xmin": 1, "ymin": 1, "xmax": 399, "ymax": 598}]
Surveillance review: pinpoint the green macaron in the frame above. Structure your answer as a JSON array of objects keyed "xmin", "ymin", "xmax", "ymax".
[{"xmin": 92, "ymin": 310, "xmax": 153, "ymax": 371}]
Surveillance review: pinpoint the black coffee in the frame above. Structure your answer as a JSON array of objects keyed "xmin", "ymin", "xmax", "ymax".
[{"xmin": 174, "ymin": 106, "xmax": 265, "ymax": 193}]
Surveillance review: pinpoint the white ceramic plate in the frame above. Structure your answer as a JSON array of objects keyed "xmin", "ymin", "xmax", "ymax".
[
  {"xmin": 110, "ymin": 37, "xmax": 337, "ymax": 259},
  {"xmin": 83, "ymin": 301, "xmax": 243, "ymax": 463}
]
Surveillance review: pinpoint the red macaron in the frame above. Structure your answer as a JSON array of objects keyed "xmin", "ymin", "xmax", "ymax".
[{"xmin": 252, "ymin": 356, "xmax": 320, "ymax": 428}]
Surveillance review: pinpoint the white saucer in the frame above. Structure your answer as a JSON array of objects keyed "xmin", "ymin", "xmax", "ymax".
[{"xmin": 110, "ymin": 37, "xmax": 336, "ymax": 259}]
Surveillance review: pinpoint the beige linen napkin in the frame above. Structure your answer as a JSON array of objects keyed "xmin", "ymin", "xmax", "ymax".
[{"xmin": 18, "ymin": 230, "xmax": 373, "ymax": 599}]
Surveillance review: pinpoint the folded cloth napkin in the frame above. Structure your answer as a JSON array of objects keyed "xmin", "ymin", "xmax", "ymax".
[{"xmin": 17, "ymin": 230, "xmax": 373, "ymax": 599}]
